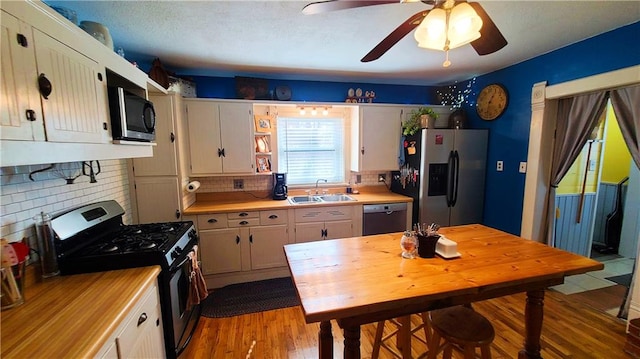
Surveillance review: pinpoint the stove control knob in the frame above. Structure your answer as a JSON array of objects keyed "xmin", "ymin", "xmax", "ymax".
[
  {"xmin": 189, "ymin": 229, "xmax": 198, "ymax": 239},
  {"xmin": 171, "ymin": 246, "xmax": 183, "ymax": 259}
]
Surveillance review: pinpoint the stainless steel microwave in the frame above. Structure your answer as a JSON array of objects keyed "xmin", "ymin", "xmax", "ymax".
[{"xmin": 108, "ymin": 87, "xmax": 156, "ymax": 142}]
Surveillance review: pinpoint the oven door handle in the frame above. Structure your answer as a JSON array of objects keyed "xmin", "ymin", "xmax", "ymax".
[{"xmin": 170, "ymin": 254, "xmax": 192, "ymax": 274}]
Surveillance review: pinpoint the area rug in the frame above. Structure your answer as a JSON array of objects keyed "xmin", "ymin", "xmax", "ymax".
[
  {"xmin": 606, "ymin": 274, "xmax": 632, "ymax": 287},
  {"xmin": 201, "ymin": 277, "xmax": 300, "ymax": 318}
]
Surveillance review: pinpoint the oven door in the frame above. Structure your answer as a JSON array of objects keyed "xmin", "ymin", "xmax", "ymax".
[{"xmin": 168, "ymin": 249, "xmax": 201, "ymax": 357}]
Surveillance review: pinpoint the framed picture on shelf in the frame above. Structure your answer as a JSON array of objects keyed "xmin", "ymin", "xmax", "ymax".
[
  {"xmin": 254, "ymin": 115, "xmax": 272, "ymax": 133},
  {"xmin": 256, "ymin": 155, "xmax": 271, "ymax": 173},
  {"xmin": 255, "ymin": 136, "xmax": 270, "ymax": 153}
]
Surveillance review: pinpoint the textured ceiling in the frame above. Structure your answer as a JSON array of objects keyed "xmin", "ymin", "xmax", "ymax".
[{"xmin": 45, "ymin": 1, "xmax": 640, "ymax": 85}]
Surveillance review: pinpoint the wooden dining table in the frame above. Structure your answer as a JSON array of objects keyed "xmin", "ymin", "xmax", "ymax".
[{"xmin": 283, "ymin": 224, "xmax": 604, "ymax": 359}]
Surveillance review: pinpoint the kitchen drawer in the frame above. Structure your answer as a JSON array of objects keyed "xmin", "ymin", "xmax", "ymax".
[
  {"xmin": 227, "ymin": 211, "xmax": 259, "ymax": 220},
  {"xmin": 197, "ymin": 214, "xmax": 228, "ymax": 230},
  {"xmin": 260, "ymin": 210, "xmax": 288, "ymax": 225},
  {"xmin": 228, "ymin": 218, "xmax": 260, "ymax": 227},
  {"xmin": 295, "ymin": 206, "xmax": 353, "ymax": 223}
]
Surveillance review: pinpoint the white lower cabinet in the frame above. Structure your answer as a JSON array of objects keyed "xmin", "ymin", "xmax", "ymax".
[
  {"xmin": 97, "ymin": 282, "xmax": 165, "ymax": 359},
  {"xmin": 294, "ymin": 206, "xmax": 355, "ymax": 243},
  {"xmin": 198, "ymin": 210, "xmax": 289, "ymax": 275}
]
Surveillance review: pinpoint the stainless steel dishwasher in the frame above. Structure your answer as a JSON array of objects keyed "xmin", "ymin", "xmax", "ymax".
[{"xmin": 363, "ymin": 203, "xmax": 408, "ymax": 235}]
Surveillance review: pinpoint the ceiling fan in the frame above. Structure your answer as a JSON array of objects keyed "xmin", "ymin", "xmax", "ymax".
[{"xmin": 302, "ymin": 0, "xmax": 507, "ymax": 66}]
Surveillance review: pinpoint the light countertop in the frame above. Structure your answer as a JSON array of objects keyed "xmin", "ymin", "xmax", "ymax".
[
  {"xmin": 1, "ymin": 266, "xmax": 161, "ymax": 358},
  {"xmin": 184, "ymin": 187, "xmax": 413, "ymax": 215}
]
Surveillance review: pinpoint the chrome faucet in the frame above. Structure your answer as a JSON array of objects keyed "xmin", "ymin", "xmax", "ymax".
[{"xmin": 315, "ymin": 179, "xmax": 327, "ymax": 194}]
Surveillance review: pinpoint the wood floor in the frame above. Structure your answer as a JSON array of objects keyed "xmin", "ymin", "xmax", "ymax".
[{"xmin": 183, "ymin": 289, "xmax": 631, "ymax": 358}]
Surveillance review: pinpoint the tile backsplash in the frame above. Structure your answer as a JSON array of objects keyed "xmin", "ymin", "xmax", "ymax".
[
  {"xmin": 192, "ymin": 171, "xmax": 388, "ymax": 193},
  {"xmin": 0, "ymin": 160, "xmax": 132, "ymax": 250}
]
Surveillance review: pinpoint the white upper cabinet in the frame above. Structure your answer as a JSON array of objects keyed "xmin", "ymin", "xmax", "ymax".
[
  {"xmin": 1, "ymin": 11, "xmax": 44, "ymax": 141},
  {"xmin": 351, "ymin": 105, "xmax": 408, "ymax": 172},
  {"xmin": 32, "ymin": 28, "xmax": 107, "ymax": 144},
  {"xmin": 133, "ymin": 94, "xmax": 180, "ymax": 176},
  {"xmin": 185, "ymin": 99, "xmax": 254, "ymax": 176}
]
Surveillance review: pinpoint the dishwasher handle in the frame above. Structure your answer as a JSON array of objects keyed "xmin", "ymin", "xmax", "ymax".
[{"xmin": 363, "ymin": 203, "xmax": 408, "ymax": 214}]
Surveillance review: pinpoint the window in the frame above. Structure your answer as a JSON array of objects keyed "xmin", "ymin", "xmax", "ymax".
[{"xmin": 277, "ymin": 116, "xmax": 345, "ymax": 185}]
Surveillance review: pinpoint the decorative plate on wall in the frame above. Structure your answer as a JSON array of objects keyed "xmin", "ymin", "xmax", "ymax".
[{"xmin": 275, "ymin": 86, "xmax": 292, "ymax": 101}]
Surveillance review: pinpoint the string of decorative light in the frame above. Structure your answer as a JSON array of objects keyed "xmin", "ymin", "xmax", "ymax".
[{"xmin": 436, "ymin": 77, "xmax": 476, "ymax": 110}]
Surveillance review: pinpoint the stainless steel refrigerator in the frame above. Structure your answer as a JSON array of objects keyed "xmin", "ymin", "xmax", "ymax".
[{"xmin": 391, "ymin": 129, "xmax": 488, "ymax": 227}]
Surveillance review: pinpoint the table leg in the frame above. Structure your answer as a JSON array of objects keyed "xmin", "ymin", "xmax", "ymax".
[
  {"xmin": 319, "ymin": 321, "xmax": 333, "ymax": 359},
  {"xmin": 397, "ymin": 316, "xmax": 412, "ymax": 359},
  {"xmin": 343, "ymin": 325, "xmax": 361, "ymax": 359},
  {"xmin": 518, "ymin": 289, "xmax": 544, "ymax": 359}
]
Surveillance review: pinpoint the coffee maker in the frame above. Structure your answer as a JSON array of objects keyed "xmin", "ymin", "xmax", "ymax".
[{"xmin": 272, "ymin": 173, "xmax": 287, "ymax": 200}]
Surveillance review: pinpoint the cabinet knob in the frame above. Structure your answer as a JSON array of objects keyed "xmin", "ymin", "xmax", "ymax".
[
  {"xmin": 38, "ymin": 73, "xmax": 52, "ymax": 99},
  {"xmin": 207, "ymin": 218, "xmax": 218, "ymax": 224},
  {"xmin": 268, "ymin": 214, "xmax": 278, "ymax": 219},
  {"xmin": 239, "ymin": 220, "xmax": 249, "ymax": 225},
  {"xmin": 361, "ymin": 147, "xmax": 365, "ymax": 155},
  {"xmin": 249, "ymin": 234, "xmax": 253, "ymax": 243},
  {"xmin": 236, "ymin": 235, "xmax": 240, "ymax": 244},
  {"xmin": 239, "ymin": 212, "xmax": 249, "ymax": 217},
  {"xmin": 175, "ymin": 210, "xmax": 180, "ymax": 219},
  {"xmin": 170, "ymin": 132, "xmax": 175, "ymax": 143},
  {"xmin": 25, "ymin": 109, "xmax": 36, "ymax": 122},
  {"xmin": 137, "ymin": 313, "xmax": 148, "ymax": 327}
]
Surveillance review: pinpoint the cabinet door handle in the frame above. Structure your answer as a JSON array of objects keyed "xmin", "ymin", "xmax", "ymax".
[
  {"xmin": 25, "ymin": 109, "xmax": 36, "ymax": 122},
  {"xmin": 236, "ymin": 235, "xmax": 240, "ymax": 244},
  {"xmin": 239, "ymin": 212, "xmax": 249, "ymax": 217},
  {"xmin": 220, "ymin": 148, "xmax": 226, "ymax": 157},
  {"xmin": 207, "ymin": 218, "xmax": 218, "ymax": 224},
  {"xmin": 38, "ymin": 73, "xmax": 52, "ymax": 99},
  {"xmin": 249, "ymin": 234, "xmax": 253, "ymax": 243},
  {"xmin": 361, "ymin": 147, "xmax": 365, "ymax": 155},
  {"xmin": 268, "ymin": 214, "xmax": 278, "ymax": 219},
  {"xmin": 217, "ymin": 148, "xmax": 223, "ymax": 157},
  {"xmin": 175, "ymin": 210, "xmax": 180, "ymax": 219},
  {"xmin": 137, "ymin": 313, "xmax": 148, "ymax": 327},
  {"xmin": 16, "ymin": 33, "xmax": 28, "ymax": 47},
  {"xmin": 239, "ymin": 220, "xmax": 249, "ymax": 225},
  {"xmin": 170, "ymin": 132, "xmax": 175, "ymax": 143}
]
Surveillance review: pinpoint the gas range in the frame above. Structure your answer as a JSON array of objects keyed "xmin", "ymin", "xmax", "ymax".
[{"xmin": 52, "ymin": 201, "xmax": 196, "ymax": 275}]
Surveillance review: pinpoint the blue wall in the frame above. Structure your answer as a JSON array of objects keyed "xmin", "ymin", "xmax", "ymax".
[
  {"xmin": 464, "ymin": 21, "xmax": 640, "ymax": 235},
  {"xmin": 190, "ymin": 76, "xmax": 439, "ymax": 105}
]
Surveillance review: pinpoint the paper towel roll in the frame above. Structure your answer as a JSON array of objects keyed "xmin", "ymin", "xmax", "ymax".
[{"xmin": 186, "ymin": 181, "xmax": 201, "ymax": 193}]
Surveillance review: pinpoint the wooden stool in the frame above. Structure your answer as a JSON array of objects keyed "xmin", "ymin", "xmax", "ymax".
[
  {"xmin": 372, "ymin": 313, "xmax": 431, "ymax": 359},
  {"xmin": 427, "ymin": 306, "xmax": 495, "ymax": 359}
]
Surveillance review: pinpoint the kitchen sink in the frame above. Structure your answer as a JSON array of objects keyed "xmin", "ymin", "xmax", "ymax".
[
  {"xmin": 288, "ymin": 194, "xmax": 356, "ymax": 204},
  {"xmin": 316, "ymin": 194, "xmax": 356, "ymax": 202},
  {"xmin": 288, "ymin": 196, "xmax": 322, "ymax": 204}
]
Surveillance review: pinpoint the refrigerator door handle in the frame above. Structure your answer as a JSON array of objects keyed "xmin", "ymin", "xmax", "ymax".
[
  {"xmin": 446, "ymin": 150, "xmax": 455, "ymax": 207},
  {"xmin": 451, "ymin": 150, "xmax": 460, "ymax": 207}
]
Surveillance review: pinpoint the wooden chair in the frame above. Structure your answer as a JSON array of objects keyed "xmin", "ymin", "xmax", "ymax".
[
  {"xmin": 372, "ymin": 313, "xmax": 431, "ymax": 359},
  {"xmin": 426, "ymin": 306, "xmax": 495, "ymax": 359}
]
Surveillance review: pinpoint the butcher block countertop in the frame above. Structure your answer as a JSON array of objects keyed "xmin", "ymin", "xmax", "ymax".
[
  {"xmin": 184, "ymin": 186, "xmax": 412, "ymax": 215},
  {"xmin": 1, "ymin": 265, "xmax": 161, "ymax": 358}
]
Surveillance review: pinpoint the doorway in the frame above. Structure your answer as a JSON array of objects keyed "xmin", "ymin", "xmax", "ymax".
[{"xmin": 551, "ymin": 102, "xmax": 636, "ymax": 317}]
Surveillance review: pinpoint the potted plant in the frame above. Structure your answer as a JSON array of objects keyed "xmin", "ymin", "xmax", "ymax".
[{"xmin": 403, "ymin": 107, "xmax": 439, "ymax": 135}]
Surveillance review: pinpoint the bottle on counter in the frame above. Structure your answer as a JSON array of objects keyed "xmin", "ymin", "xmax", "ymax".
[{"xmin": 33, "ymin": 212, "xmax": 59, "ymax": 278}]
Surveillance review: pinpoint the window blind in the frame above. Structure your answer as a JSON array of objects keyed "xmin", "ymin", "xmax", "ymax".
[{"xmin": 277, "ymin": 116, "xmax": 345, "ymax": 185}]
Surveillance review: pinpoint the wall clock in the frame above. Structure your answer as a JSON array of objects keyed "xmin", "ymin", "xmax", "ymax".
[{"xmin": 476, "ymin": 83, "xmax": 508, "ymax": 121}]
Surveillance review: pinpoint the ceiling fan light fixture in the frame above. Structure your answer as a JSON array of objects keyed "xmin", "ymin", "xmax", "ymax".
[
  {"xmin": 414, "ymin": 2, "xmax": 482, "ymax": 51},
  {"xmin": 448, "ymin": 3, "xmax": 482, "ymax": 48},
  {"xmin": 414, "ymin": 8, "xmax": 447, "ymax": 50}
]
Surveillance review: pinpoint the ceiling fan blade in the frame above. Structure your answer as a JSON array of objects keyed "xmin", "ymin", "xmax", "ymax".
[
  {"xmin": 468, "ymin": 2, "xmax": 507, "ymax": 55},
  {"xmin": 302, "ymin": 1, "xmax": 398, "ymax": 15},
  {"xmin": 361, "ymin": 10, "xmax": 428, "ymax": 62}
]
